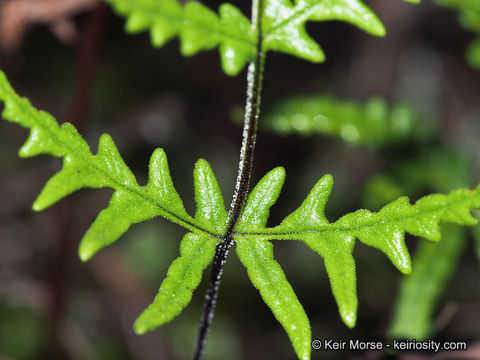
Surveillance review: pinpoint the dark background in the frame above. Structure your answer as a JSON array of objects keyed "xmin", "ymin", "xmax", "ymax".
[{"xmin": 0, "ymin": 0, "xmax": 479, "ymax": 359}]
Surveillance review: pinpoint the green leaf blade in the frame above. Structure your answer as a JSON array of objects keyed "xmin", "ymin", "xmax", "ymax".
[
  {"xmin": 181, "ymin": 2, "xmax": 222, "ymax": 56},
  {"xmin": 219, "ymin": 3, "xmax": 257, "ymax": 75},
  {"xmin": 246, "ymin": 175, "xmax": 480, "ymax": 329},
  {"xmin": 194, "ymin": 159, "xmax": 228, "ymax": 234},
  {"xmin": 235, "ymin": 235, "xmax": 311, "ymax": 360},
  {"xmin": 236, "ymin": 167, "xmax": 286, "ymax": 230},
  {"xmin": 280, "ymin": 174, "xmax": 333, "ymax": 230},
  {"xmin": 331, "ymin": 188, "xmax": 480, "ymax": 274},
  {"xmin": 103, "ymin": 0, "xmax": 419, "ymax": 75},
  {"xmin": 104, "ymin": 0, "xmax": 255, "ymax": 76},
  {"xmin": 146, "ymin": 148, "xmax": 190, "ymax": 222},
  {"xmin": 262, "ymin": 0, "xmax": 386, "ymax": 63},
  {"xmin": 135, "ymin": 233, "xmax": 219, "ymax": 334},
  {"xmin": 278, "ymin": 174, "xmax": 358, "ymax": 327},
  {"xmin": 0, "ymin": 69, "xmax": 213, "ymax": 262},
  {"xmin": 307, "ymin": 0, "xmax": 386, "ymax": 37},
  {"xmin": 79, "ymin": 191, "xmax": 161, "ymax": 261}
]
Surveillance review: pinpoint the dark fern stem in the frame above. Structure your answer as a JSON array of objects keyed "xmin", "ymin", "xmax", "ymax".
[{"xmin": 192, "ymin": 1, "xmax": 265, "ymax": 359}]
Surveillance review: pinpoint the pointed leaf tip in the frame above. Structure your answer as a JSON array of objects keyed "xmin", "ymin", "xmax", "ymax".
[
  {"xmin": 134, "ymin": 234, "xmax": 218, "ymax": 333},
  {"xmin": 280, "ymin": 174, "xmax": 333, "ymax": 230},
  {"xmin": 105, "ymin": 0, "xmax": 395, "ymax": 75},
  {"xmin": 342, "ymin": 309, "xmax": 356, "ymax": 328},
  {"xmin": 133, "ymin": 321, "xmax": 148, "ymax": 335},
  {"xmin": 194, "ymin": 158, "xmax": 228, "ymax": 232},
  {"xmin": 78, "ymin": 241, "xmax": 96, "ymax": 262},
  {"xmin": 306, "ymin": 174, "xmax": 334, "ymax": 214},
  {"xmin": 235, "ymin": 236, "xmax": 311, "ymax": 360},
  {"xmin": 237, "ymin": 167, "xmax": 286, "ymax": 230}
]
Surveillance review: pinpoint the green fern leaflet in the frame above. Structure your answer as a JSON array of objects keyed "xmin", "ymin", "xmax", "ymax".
[{"xmin": 104, "ymin": 0, "xmax": 417, "ymax": 75}]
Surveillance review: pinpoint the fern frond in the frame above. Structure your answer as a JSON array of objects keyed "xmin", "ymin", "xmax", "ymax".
[
  {"xmin": 238, "ymin": 174, "xmax": 480, "ymax": 328},
  {"xmin": 0, "ymin": 69, "xmax": 229, "ymax": 331},
  {"xmin": 104, "ymin": 0, "xmax": 419, "ymax": 75},
  {"xmin": 0, "ymin": 71, "xmax": 216, "ymax": 260}
]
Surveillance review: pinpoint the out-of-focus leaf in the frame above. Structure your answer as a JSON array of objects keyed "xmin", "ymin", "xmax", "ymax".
[
  {"xmin": 472, "ymin": 222, "xmax": 480, "ymax": 263},
  {"xmin": 466, "ymin": 37, "xmax": 480, "ymax": 70},
  {"xmin": 258, "ymin": 95, "xmax": 422, "ymax": 146},
  {"xmin": 389, "ymin": 225, "xmax": 467, "ymax": 340},
  {"xmin": 261, "ymin": 0, "xmax": 386, "ymax": 64},
  {"xmin": 104, "ymin": 0, "xmax": 419, "ymax": 76},
  {"xmin": 436, "ymin": 0, "xmax": 480, "ymax": 32},
  {"xmin": 435, "ymin": 0, "xmax": 480, "ymax": 70},
  {"xmin": 0, "ymin": 303, "xmax": 46, "ymax": 359},
  {"xmin": 104, "ymin": 0, "xmax": 255, "ymax": 75},
  {"xmin": 364, "ymin": 150, "xmax": 471, "ymax": 209}
]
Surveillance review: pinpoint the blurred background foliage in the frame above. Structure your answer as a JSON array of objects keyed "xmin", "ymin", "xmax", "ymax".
[{"xmin": 0, "ymin": 0, "xmax": 479, "ymax": 359}]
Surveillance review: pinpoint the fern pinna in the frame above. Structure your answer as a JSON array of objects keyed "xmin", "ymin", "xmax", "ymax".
[{"xmin": 2, "ymin": 0, "xmax": 479, "ymax": 359}]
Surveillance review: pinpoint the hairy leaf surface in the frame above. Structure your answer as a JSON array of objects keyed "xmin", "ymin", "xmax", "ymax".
[
  {"xmin": 235, "ymin": 168, "xmax": 311, "ymax": 360},
  {"xmin": 0, "ymin": 71, "xmax": 216, "ymax": 259},
  {"xmin": 0, "ymin": 69, "xmax": 224, "ymax": 333},
  {"xmin": 104, "ymin": 0, "xmax": 416, "ymax": 75},
  {"xmin": 236, "ymin": 235, "xmax": 311, "ymax": 360},
  {"xmin": 135, "ymin": 233, "xmax": 219, "ymax": 333},
  {"xmin": 3, "ymin": 54, "xmax": 480, "ymax": 359},
  {"xmin": 238, "ymin": 175, "xmax": 480, "ymax": 328}
]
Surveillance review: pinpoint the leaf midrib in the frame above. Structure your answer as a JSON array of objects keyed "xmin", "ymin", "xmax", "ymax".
[
  {"xmin": 235, "ymin": 195, "xmax": 477, "ymax": 238},
  {"xmin": 263, "ymin": 2, "xmax": 318, "ymax": 38}
]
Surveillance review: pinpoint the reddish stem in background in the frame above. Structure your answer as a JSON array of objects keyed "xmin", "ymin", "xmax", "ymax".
[{"xmin": 43, "ymin": 3, "xmax": 107, "ymax": 357}]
